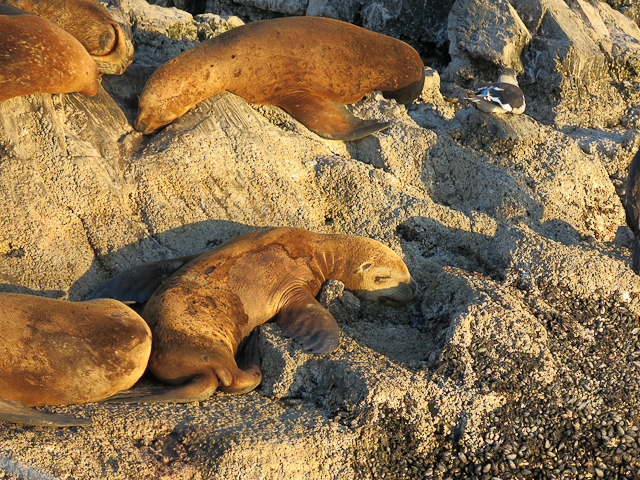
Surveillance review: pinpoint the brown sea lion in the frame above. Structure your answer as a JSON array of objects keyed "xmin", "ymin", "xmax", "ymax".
[
  {"xmin": 88, "ymin": 227, "xmax": 417, "ymax": 403},
  {"xmin": 0, "ymin": 8, "xmax": 100, "ymax": 101},
  {"xmin": 134, "ymin": 16, "xmax": 425, "ymax": 140},
  {"xmin": 1, "ymin": 0, "xmax": 133, "ymax": 74},
  {"xmin": 0, "ymin": 294, "xmax": 151, "ymax": 426}
]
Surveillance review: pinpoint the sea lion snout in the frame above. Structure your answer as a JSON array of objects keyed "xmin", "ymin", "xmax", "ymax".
[
  {"xmin": 355, "ymin": 277, "xmax": 417, "ymax": 306},
  {"xmin": 134, "ymin": 119, "xmax": 155, "ymax": 135},
  {"xmin": 134, "ymin": 119, "xmax": 147, "ymax": 133}
]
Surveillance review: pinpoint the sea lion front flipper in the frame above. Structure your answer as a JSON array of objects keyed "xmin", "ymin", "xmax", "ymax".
[
  {"xmin": 275, "ymin": 92, "xmax": 390, "ymax": 141},
  {"xmin": 276, "ymin": 293, "xmax": 340, "ymax": 354},
  {"xmin": 0, "ymin": 398, "xmax": 91, "ymax": 427},
  {"xmin": 87, "ymin": 253, "xmax": 201, "ymax": 303}
]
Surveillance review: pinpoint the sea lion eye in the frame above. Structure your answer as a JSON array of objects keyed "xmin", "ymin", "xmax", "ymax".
[{"xmin": 375, "ymin": 276, "xmax": 391, "ymax": 282}]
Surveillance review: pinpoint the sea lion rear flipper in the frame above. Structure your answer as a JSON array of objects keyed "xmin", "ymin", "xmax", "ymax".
[
  {"xmin": 235, "ymin": 328, "xmax": 261, "ymax": 372},
  {"xmin": 87, "ymin": 253, "xmax": 202, "ymax": 303},
  {"xmin": 218, "ymin": 328, "xmax": 262, "ymax": 395},
  {"xmin": 0, "ymin": 398, "xmax": 91, "ymax": 427},
  {"xmin": 276, "ymin": 293, "xmax": 340, "ymax": 354},
  {"xmin": 102, "ymin": 375, "xmax": 220, "ymax": 404},
  {"xmin": 276, "ymin": 92, "xmax": 390, "ymax": 141}
]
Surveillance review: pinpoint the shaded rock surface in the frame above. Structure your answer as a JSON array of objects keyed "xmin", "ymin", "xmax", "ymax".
[{"xmin": 2, "ymin": 0, "xmax": 640, "ymax": 479}]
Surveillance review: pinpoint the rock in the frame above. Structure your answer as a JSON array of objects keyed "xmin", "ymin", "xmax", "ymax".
[
  {"xmin": 236, "ymin": 0, "xmax": 305, "ymax": 15},
  {"xmin": 2, "ymin": 1, "xmax": 640, "ymax": 478},
  {"xmin": 442, "ymin": 0, "xmax": 640, "ymax": 129},
  {"xmin": 202, "ymin": 0, "xmax": 454, "ymax": 49},
  {"xmin": 448, "ymin": 0, "xmax": 531, "ymax": 71}
]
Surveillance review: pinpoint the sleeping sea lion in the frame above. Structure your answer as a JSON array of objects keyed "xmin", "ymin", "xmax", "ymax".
[
  {"xmin": 134, "ymin": 16, "xmax": 425, "ymax": 140},
  {"xmin": 88, "ymin": 227, "xmax": 417, "ymax": 403},
  {"xmin": 0, "ymin": 7, "xmax": 100, "ymax": 101},
  {"xmin": 1, "ymin": 0, "xmax": 133, "ymax": 74},
  {"xmin": 0, "ymin": 294, "xmax": 151, "ymax": 426}
]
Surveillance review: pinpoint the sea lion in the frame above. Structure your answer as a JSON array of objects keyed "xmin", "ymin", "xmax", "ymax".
[
  {"xmin": 626, "ymin": 148, "xmax": 640, "ymax": 274},
  {"xmin": 134, "ymin": 16, "xmax": 426, "ymax": 139},
  {"xmin": 0, "ymin": 294, "xmax": 151, "ymax": 426},
  {"xmin": 0, "ymin": 8, "xmax": 100, "ymax": 101},
  {"xmin": 1, "ymin": 0, "xmax": 133, "ymax": 74},
  {"xmin": 88, "ymin": 227, "xmax": 417, "ymax": 403}
]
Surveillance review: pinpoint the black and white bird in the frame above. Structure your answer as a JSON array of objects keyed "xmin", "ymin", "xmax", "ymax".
[
  {"xmin": 626, "ymin": 148, "xmax": 640, "ymax": 274},
  {"xmin": 466, "ymin": 68, "xmax": 526, "ymax": 114}
]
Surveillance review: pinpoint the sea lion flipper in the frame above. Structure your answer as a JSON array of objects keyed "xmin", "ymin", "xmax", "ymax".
[
  {"xmin": 235, "ymin": 328, "xmax": 261, "ymax": 372},
  {"xmin": 102, "ymin": 375, "xmax": 220, "ymax": 404},
  {"xmin": 0, "ymin": 398, "xmax": 91, "ymax": 427},
  {"xmin": 218, "ymin": 328, "xmax": 262, "ymax": 394},
  {"xmin": 87, "ymin": 253, "xmax": 202, "ymax": 303},
  {"xmin": 276, "ymin": 93, "xmax": 390, "ymax": 141},
  {"xmin": 276, "ymin": 293, "xmax": 340, "ymax": 354}
]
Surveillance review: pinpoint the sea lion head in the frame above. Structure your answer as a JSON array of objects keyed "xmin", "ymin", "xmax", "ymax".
[{"xmin": 337, "ymin": 238, "xmax": 417, "ymax": 306}]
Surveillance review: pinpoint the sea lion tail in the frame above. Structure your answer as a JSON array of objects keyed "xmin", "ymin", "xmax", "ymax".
[
  {"xmin": 87, "ymin": 253, "xmax": 201, "ymax": 303},
  {"xmin": 0, "ymin": 398, "xmax": 91, "ymax": 427}
]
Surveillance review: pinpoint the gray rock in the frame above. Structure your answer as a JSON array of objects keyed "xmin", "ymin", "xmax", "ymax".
[
  {"xmin": 448, "ymin": 0, "xmax": 531, "ymax": 71},
  {"xmin": 207, "ymin": 0, "xmax": 454, "ymax": 48},
  {"xmin": 239, "ymin": 0, "xmax": 306, "ymax": 15},
  {"xmin": 443, "ymin": 0, "xmax": 640, "ymax": 129}
]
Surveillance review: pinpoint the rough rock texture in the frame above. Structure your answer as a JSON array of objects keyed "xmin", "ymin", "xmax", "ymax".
[
  {"xmin": 448, "ymin": 0, "xmax": 531, "ymax": 71},
  {"xmin": 201, "ymin": 0, "xmax": 454, "ymax": 52},
  {"xmin": 444, "ymin": 0, "xmax": 640, "ymax": 130},
  {"xmin": 3, "ymin": 0, "xmax": 640, "ymax": 478}
]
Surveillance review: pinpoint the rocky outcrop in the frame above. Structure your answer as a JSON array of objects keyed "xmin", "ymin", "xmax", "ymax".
[
  {"xmin": 2, "ymin": 0, "xmax": 640, "ymax": 478},
  {"xmin": 445, "ymin": 0, "xmax": 640, "ymax": 128}
]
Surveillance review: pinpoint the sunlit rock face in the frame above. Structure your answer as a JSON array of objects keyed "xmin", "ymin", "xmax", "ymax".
[{"xmin": 1, "ymin": 0, "xmax": 640, "ymax": 478}]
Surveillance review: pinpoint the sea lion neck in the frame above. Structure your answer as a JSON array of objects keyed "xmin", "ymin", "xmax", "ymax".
[{"xmin": 308, "ymin": 235, "xmax": 348, "ymax": 282}]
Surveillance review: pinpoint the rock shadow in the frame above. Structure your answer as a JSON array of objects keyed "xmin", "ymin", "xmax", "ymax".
[{"xmin": 72, "ymin": 218, "xmax": 256, "ymax": 298}]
